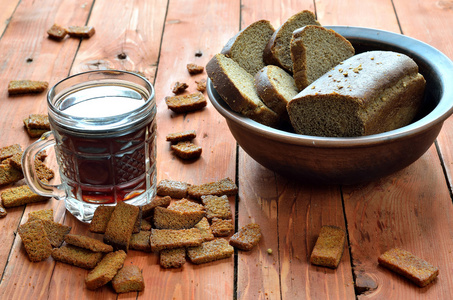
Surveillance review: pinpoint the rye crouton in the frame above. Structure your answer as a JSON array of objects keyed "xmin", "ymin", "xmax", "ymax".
[
  {"xmin": 140, "ymin": 218, "xmax": 152, "ymax": 231},
  {"xmin": 310, "ymin": 225, "xmax": 346, "ymax": 269},
  {"xmin": 1, "ymin": 185, "xmax": 49, "ymax": 207},
  {"xmin": 141, "ymin": 196, "xmax": 171, "ymax": 218},
  {"xmin": 67, "ymin": 26, "xmax": 95, "ymax": 38},
  {"xmin": 0, "ymin": 162, "xmax": 24, "ymax": 186},
  {"xmin": 47, "ymin": 24, "xmax": 68, "ymax": 40},
  {"xmin": 85, "ymin": 250, "xmax": 127, "ymax": 290},
  {"xmin": 24, "ymin": 114, "xmax": 51, "ymax": 138},
  {"xmin": 165, "ymin": 131, "xmax": 197, "ymax": 143},
  {"xmin": 40, "ymin": 219, "xmax": 71, "ymax": 247},
  {"xmin": 51, "ymin": 244, "xmax": 104, "ymax": 269},
  {"xmin": 210, "ymin": 218, "xmax": 234, "ymax": 237},
  {"xmin": 201, "ymin": 195, "xmax": 232, "ymax": 220},
  {"xmin": 195, "ymin": 79, "xmax": 207, "ymax": 92},
  {"xmin": 34, "ymin": 159, "xmax": 55, "ymax": 182},
  {"xmin": 160, "ymin": 248, "xmax": 186, "ymax": 269},
  {"xmin": 165, "ymin": 92, "xmax": 207, "ymax": 113},
  {"xmin": 172, "ymin": 81, "xmax": 189, "ymax": 94},
  {"xmin": 229, "ymin": 223, "xmax": 262, "ymax": 251},
  {"xmin": 64, "ymin": 234, "xmax": 113, "ymax": 253},
  {"xmin": 104, "ymin": 202, "xmax": 140, "ymax": 252},
  {"xmin": 18, "ymin": 219, "xmax": 52, "ymax": 262},
  {"xmin": 153, "ymin": 206, "xmax": 205, "ymax": 230},
  {"xmin": 187, "ymin": 63, "xmax": 204, "ymax": 75},
  {"xmin": 112, "ymin": 265, "xmax": 145, "ymax": 293},
  {"xmin": 187, "ymin": 238, "xmax": 234, "ymax": 264},
  {"xmin": 89, "ymin": 205, "xmax": 115, "ymax": 233},
  {"xmin": 129, "ymin": 231, "xmax": 151, "ymax": 252},
  {"xmin": 187, "ymin": 177, "xmax": 238, "ymax": 199},
  {"xmin": 194, "ymin": 217, "xmax": 215, "ymax": 242},
  {"xmin": 0, "ymin": 144, "xmax": 22, "ymax": 161},
  {"xmin": 28, "ymin": 209, "xmax": 54, "ymax": 222},
  {"xmin": 150, "ymin": 228, "xmax": 203, "ymax": 252},
  {"xmin": 378, "ymin": 248, "xmax": 439, "ymax": 287},
  {"xmin": 171, "ymin": 141, "xmax": 202, "ymax": 160},
  {"xmin": 8, "ymin": 80, "xmax": 49, "ymax": 95}
]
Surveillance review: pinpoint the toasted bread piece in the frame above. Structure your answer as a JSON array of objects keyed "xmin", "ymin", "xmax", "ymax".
[
  {"xmin": 67, "ymin": 26, "xmax": 95, "ymax": 38},
  {"xmin": 25, "ymin": 114, "xmax": 50, "ymax": 129},
  {"xmin": 194, "ymin": 217, "xmax": 215, "ymax": 242},
  {"xmin": 112, "ymin": 265, "xmax": 145, "ymax": 293},
  {"xmin": 187, "ymin": 63, "xmax": 204, "ymax": 75},
  {"xmin": 141, "ymin": 196, "xmax": 171, "ymax": 218},
  {"xmin": 104, "ymin": 202, "xmax": 140, "ymax": 252},
  {"xmin": 195, "ymin": 79, "xmax": 207, "ymax": 92},
  {"xmin": 34, "ymin": 159, "xmax": 55, "ymax": 182},
  {"xmin": 129, "ymin": 231, "xmax": 151, "ymax": 252},
  {"xmin": 28, "ymin": 209, "xmax": 54, "ymax": 222},
  {"xmin": 201, "ymin": 195, "xmax": 232, "ymax": 220},
  {"xmin": 168, "ymin": 199, "xmax": 205, "ymax": 214},
  {"xmin": 1, "ymin": 185, "xmax": 49, "ymax": 208},
  {"xmin": 229, "ymin": 223, "xmax": 262, "ymax": 251},
  {"xmin": 160, "ymin": 248, "xmax": 186, "ymax": 269},
  {"xmin": 52, "ymin": 244, "xmax": 104, "ymax": 269},
  {"xmin": 378, "ymin": 248, "xmax": 439, "ymax": 287},
  {"xmin": 89, "ymin": 205, "xmax": 115, "ymax": 233},
  {"xmin": 310, "ymin": 225, "xmax": 346, "ymax": 269},
  {"xmin": 187, "ymin": 177, "xmax": 238, "ymax": 199},
  {"xmin": 171, "ymin": 141, "xmax": 202, "ymax": 160},
  {"xmin": 150, "ymin": 228, "xmax": 203, "ymax": 252},
  {"xmin": 0, "ymin": 162, "xmax": 24, "ymax": 186},
  {"xmin": 291, "ymin": 25, "xmax": 355, "ymax": 91},
  {"xmin": 165, "ymin": 92, "xmax": 207, "ymax": 113},
  {"xmin": 65, "ymin": 234, "xmax": 113, "ymax": 253},
  {"xmin": 140, "ymin": 218, "xmax": 152, "ymax": 231},
  {"xmin": 85, "ymin": 250, "xmax": 127, "ymax": 290},
  {"xmin": 23, "ymin": 118, "xmax": 48, "ymax": 138},
  {"xmin": 18, "ymin": 220, "xmax": 52, "ymax": 262},
  {"xmin": 8, "ymin": 80, "xmax": 49, "ymax": 95},
  {"xmin": 187, "ymin": 238, "xmax": 234, "ymax": 264},
  {"xmin": 153, "ymin": 206, "xmax": 205, "ymax": 230},
  {"xmin": 206, "ymin": 53, "xmax": 279, "ymax": 127},
  {"xmin": 0, "ymin": 144, "xmax": 22, "ymax": 161},
  {"xmin": 263, "ymin": 10, "xmax": 321, "ymax": 72},
  {"xmin": 47, "ymin": 24, "xmax": 68, "ymax": 40},
  {"xmin": 221, "ymin": 20, "xmax": 275, "ymax": 75},
  {"xmin": 211, "ymin": 218, "xmax": 234, "ymax": 237},
  {"xmin": 157, "ymin": 179, "xmax": 191, "ymax": 198},
  {"xmin": 41, "ymin": 219, "xmax": 71, "ymax": 247},
  {"xmin": 165, "ymin": 130, "xmax": 197, "ymax": 143},
  {"xmin": 172, "ymin": 81, "xmax": 189, "ymax": 94}
]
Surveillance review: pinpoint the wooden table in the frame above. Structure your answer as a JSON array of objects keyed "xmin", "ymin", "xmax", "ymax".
[{"xmin": 1, "ymin": 0, "xmax": 452, "ymax": 299}]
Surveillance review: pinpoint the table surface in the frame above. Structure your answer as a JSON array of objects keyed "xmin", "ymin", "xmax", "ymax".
[{"xmin": 1, "ymin": 0, "xmax": 453, "ymax": 299}]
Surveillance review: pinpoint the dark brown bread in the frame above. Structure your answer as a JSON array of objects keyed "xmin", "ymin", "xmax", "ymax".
[
  {"xmin": 1, "ymin": 185, "xmax": 49, "ymax": 207},
  {"xmin": 229, "ymin": 223, "xmax": 262, "ymax": 251},
  {"xmin": 103, "ymin": 202, "xmax": 140, "ymax": 252},
  {"xmin": 291, "ymin": 25, "xmax": 355, "ymax": 91},
  {"xmin": 171, "ymin": 141, "xmax": 202, "ymax": 160},
  {"xmin": 8, "ymin": 80, "xmax": 49, "ymax": 95},
  {"xmin": 64, "ymin": 234, "xmax": 113, "ymax": 253},
  {"xmin": 378, "ymin": 248, "xmax": 439, "ymax": 287},
  {"xmin": 159, "ymin": 248, "xmax": 186, "ymax": 269},
  {"xmin": 141, "ymin": 195, "xmax": 171, "ymax": 218},
  {"xmin": 153, "ymin": 206, "xmax": 205, "ymax": 230},
  {"xmin": 40, "ymin": 219, "xmax": 71, "ymax": 247},
  {"xmin": 129, "ymin": 231, "xmax": 151, "ymax": 252},
  {"xmin": 157, "ymin": 179, "xmax": 191, "ymax": 198},
  {"xmin": 51, "ymin": 244, "xmax": 104, "ymax": 269},
  {"xmin": 18, "ymin": 220, "xmax": 52, "ymax": 262},
  {"xmin": 310, "ymin": 225, "xmax": 346, "ymax": 269},
  {"xmin": 165, "ymin": 130, "xmax": 197, "ymax": 144},
  {"xmin": 85, "ymin": 250, "xmax": 127, "ymax": 290},
  {"xmin": 221, "ymin": 20, "xmax": 275, "ymax": 75},
  {"xmin": 287, "ymin": 51, "xmax": 426, "ymax": 137},
  {"xmin": 67, "ymin": 26, "xmax": 95, "ymax": 38},
  {"xmin": 112, "ymin": 265, "xmax": 145, "ymax": 293},
  {"xmin": 89, "ymin": 205, "xmax": 115, "ymax": 233},
  {"xmin": 263, "ymin": 10, "xmax": 321, "ymax": 72},
  {"xmin": 47, "ymin": 24, "xmax": 67, "ymax": 40},
  {"xmin": 187, "ymin": 238, "xmax": 234, "ymax": 264},
  {"xmin": 206, "ymin": 53, "xmax": 279, "ymax": 127},
  {"xmin": 187, "ymin": 177, "xmax": 238, "ymax": 199},
  {"xmin": 210, "ymin": 218, "xmax": 234, "ymax": 237},
  {"xmin": 165, "ymin": 92, "xmax": 207, "ymax": 113},
  {"xmin": 150, "ymin": 228, "xmax": 203, "ymax": 252},
  {"xmin": 254, "ymin": 65, "xmax": 298, "ymax": 121},
  {"xmin": 201, "ymin": 195, "xmax": 232, "ymax": 220},
  {"xmin": 187, "ymin": 63, "xmax": 204, "ymax": 75}
]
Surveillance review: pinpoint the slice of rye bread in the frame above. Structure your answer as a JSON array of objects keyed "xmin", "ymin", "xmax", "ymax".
[
  {"xmin": 153, "ymin": 206, "xmax": 205, "ymax": 229},
  {"xmin": 150, "ymin": 228, "xmax": 203, "ymax": 252},
  {"xmin": 287, "ymin": 51, "xmax": 426, "ymax": 137},
  {"xmin": 18, "ymin": 219, "xmax": 52, "ymax": 262},
  {"xmin": 291, "ymin": 25, "xmax": 355, "ymax": 91},
  {"xmin": 64, "ymin": 234, "xmax": 113, "ymax": 253},
  {"xmin": 51, "ymin": 244, "xmax": 104, "ymax": 269},
  {"xmin": 112, "ymin": 265, "xmax": 145, "ymax": 293},
  {"xmin": 254, "ymin": 65, "xmax": 298, "ymax": 121},
  {"xmin": 206, "ymin": 53, "xmax": 279, "ymax": 127},
  {"xmin": 85, "ymin": 250, "xmax": 127, "ymax": 290},
  {"xmin": 103, "ymin": 202, "xmax": 140, "ymax": 252},
  {"xmin": 187, "ymin": 238, "xmax": 234, "ymax": 264},
  {"xmin": 263, "ymin": 10, "xmax": 321, "ymax": 72},
  {"xmin": 221, "ymin": 20, "xmax": 275, "ymax": 75}
]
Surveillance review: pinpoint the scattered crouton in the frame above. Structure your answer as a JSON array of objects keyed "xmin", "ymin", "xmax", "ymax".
[
  {"xmin": 172, "ymin": 81, "xmax": 189, "ymax": 94},
  {"xmin": 47, "ymin": 24, "xmax": 68, "ymax": 40},
  {"xmin": 8, "ymin": 80, "xmax": 49, "ymax": 95},
  {"xmin": 67, "ymin": 26, "xmax": 95, "ymax": 38},
  {"xmin": 165, "ymin": 92, "xmax": 207, "ymax": 113},
  {"xmin": 165, "ymin": 130, "xmax": 197, "ymax": 143},
  {"xmin": 229, "ymin": 223, "xmax": 262, "ymax": 251},
  {"xmin": 187, "ymin": 238, "xmax": 234, "ymax": 264},
  {"xmin": 18, "ymin": 219, "xmax": 52, "ymax": 262},
  {"xmin": 187, "ymin": 63, "xmax": 204, "ymax": 75},
  {"xmin": 171, "ymin": 141, "xmax": 202, "ymax": 160},
  {"xmin": 310, "ymin": 225, "xmax": 346, "ymax": 269},
  {"xmin": 112, "ymin": 265, "xmax": 145, "ymax": 293},
  {"xmin": 85, "ymin": 250, "xmax": 127, "ymax": 290},
  {"xmin": 187, "ymin": 177, "xmax": 238, "ymax": 199}
]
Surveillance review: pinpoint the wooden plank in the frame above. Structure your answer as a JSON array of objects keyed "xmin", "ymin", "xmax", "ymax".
[
  {"xmin": 0, "ymin": 0, "xmax": 19, "ymax": 36},
  {"xmin": 146, "ymin": 0, "xmax": 239, "ymax": 298},
  {"xmin": 0, "ymin": 0, "xmax": 94, "ymax": 294},
  {"xmin": 235, "ymin": 2, "xmax": 355, "ymax": 299}
]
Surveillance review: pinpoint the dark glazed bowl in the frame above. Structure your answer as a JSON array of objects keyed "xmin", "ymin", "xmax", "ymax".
[{"xmin": 207, "ymin": 26, "xmax": 453, "ymax": 185}]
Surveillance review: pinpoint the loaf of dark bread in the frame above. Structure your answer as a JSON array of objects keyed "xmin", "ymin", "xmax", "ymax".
[
  {"xmin": 263, "ymin": 10, "xmax": 321, "ymax": 72},
  {"xmin": 287, "ymin": 51, "xmax": 426, "ymax": 137},
  {"xmin": 291, "ymin": 25, "xmax": 355, "ymax": 91},
  {"xmin": 206, "ymin": 53, "xmax": 279, "ymax": 127},
  {"xmin": 221, "ymin": 20, "xmax": 275, "ymax": 75}
]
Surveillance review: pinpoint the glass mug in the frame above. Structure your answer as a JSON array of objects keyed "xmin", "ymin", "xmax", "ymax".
[{"xmin": 22, "ymin": 70, "xmax": 157, "ymax": 223}]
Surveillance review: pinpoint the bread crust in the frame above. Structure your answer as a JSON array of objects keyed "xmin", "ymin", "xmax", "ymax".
[{"xmin": 287, "ymin": 51, "xmax": 426, "ymax": 137}]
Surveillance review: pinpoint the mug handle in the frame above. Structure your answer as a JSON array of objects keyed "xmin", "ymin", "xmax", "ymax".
[{"xmin": 22, "ymin": 131, "xmax": 66, "ymax": 200}]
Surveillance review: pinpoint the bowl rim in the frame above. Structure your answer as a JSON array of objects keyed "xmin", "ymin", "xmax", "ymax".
[{"xmin": 207, "ymin": 25, "xmax": 453, "ymax": 148}]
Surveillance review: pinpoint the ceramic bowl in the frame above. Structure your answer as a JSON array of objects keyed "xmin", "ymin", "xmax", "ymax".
[{"xmin": 207, "ymin": 26, "xmax": 453, "ymax": 184}]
